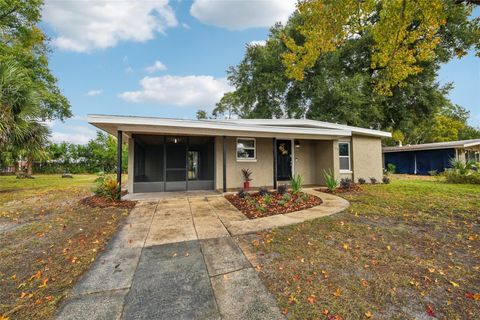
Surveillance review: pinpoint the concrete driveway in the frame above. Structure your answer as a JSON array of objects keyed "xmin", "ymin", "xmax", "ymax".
[{"xmin": 56, "ymin": 196, "xmax": 284, "ymax": 320}]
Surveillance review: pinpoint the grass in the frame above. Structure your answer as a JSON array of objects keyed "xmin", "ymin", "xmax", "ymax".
[
  {"xmin": 0, "ymin": 174, "xmax": 132, "ymax": 320},
  {"xmin": 240, "ymin": 176, "xmax": 480, "ymax": 319}
]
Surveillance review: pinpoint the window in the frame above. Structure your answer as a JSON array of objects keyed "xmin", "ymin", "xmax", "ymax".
[
  {"xmin": 237, "ymin": 138, "xmax": 256, "ymax": 161},
  {"xmin": 339, "ymin": 142, "xmax": 351, "ymax": 172}
]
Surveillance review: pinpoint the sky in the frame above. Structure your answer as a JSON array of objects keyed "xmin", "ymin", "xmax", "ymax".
[{"xmin": 40, "ymin": 0, "xmax": 480, "ymax": 145}]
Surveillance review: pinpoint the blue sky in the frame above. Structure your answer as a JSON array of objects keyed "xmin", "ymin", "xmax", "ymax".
[{"xmin": 40, "ymin": 1, "xmax": 479, "ymax": 144}]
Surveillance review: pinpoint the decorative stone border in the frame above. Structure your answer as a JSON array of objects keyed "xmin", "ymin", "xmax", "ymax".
[{"xmin": 214, "ymin": 189, "xmax": 350, "ymax": 236}]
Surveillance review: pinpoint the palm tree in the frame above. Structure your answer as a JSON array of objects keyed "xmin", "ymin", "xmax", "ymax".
[{"xmin": 0, "ymin": 61, "xmax": 48, "ymax": 174}]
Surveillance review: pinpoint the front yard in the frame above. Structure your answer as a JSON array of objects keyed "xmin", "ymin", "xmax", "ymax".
[
  {"xmin": 0, "ymin": 175, "xmax": 133, "ymax": 320},
  {"xmin": 241, "ymin": 176, "xmax": 480, "ymax": 319}
]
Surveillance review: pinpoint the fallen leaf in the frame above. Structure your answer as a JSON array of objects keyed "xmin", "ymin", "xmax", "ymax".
[
  {"xmin": 386, "ymin": 245, "xmax": 391, "ymax": 251},
  {"xmin": 39, "ymin": 278, "xmax": 48, "ymax": 288},
  {"xmin": 426, "ymin": 305, "xmax": 436, "ymax": 317},
  {"xmin": 307, "ymin": 294, "xmax": 316, "ymax": 304},
  {"xmin": 465, "ymin": 292, "xmax": 480, "ymax": 300},
  {"xmin": 342, "ymin": 243, "xmax": 349, "ymax": 250},
  {"xmin": 365, "ymin": 311, "xmax": 373, "ymax": 318},
  {"xmin": 281, "ymin": 308, "xmax": 289, "ymax": 315},
  {"xmin": 333, "ymin": 288, "xmax": 341, "ymax": 297},
  {"xmin": 449, "ymin": 281, "xmax": 459, "ymax": 287},
  {"xmin": 427, "ymin": 268, "xmax": 435, "ymax": 273},
  {"xmin": 10, "ymin": 274, "xmax": 16, "ymax": 280},
  {"xmin": 0, "ymin": 315, "xmax": 10, "ymax": 320}
]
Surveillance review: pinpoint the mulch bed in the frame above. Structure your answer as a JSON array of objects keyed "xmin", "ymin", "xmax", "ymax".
[
  {"xmin": 316, "ymin": 184, "xmax": 362, "ymax": 193},
  {"xmin": 225, "ymin": 191, "xmax": 322, "ymax": 219},
  {"xmin": 80, "ymin": 195, "xmax": 137, "ymax": 209}
]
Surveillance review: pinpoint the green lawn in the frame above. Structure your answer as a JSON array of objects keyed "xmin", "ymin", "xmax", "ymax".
[
  {"xmin": 241, "ymin": 177, "xmax": 480, "ymax": 319},
  {"xmin": 0, "ymin": 174, "xmax": 132, "ymax": 320}
]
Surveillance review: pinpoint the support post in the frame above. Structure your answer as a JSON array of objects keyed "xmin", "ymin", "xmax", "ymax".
[
  {"xmin": 116, "ymin": 130, "xmax": 123, "ymax": 200},
  {"xmin": 273, "ymin": 138, "xmax": 277, "ymax": 189},
  {"xmin": 223, "ymin": 136, "xmax": 227, "ymax": 193}
]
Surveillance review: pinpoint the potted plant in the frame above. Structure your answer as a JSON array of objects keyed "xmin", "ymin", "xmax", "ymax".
[{"xmin": 241, "ymin": 168, "xmax": 252, "ymax": 190}]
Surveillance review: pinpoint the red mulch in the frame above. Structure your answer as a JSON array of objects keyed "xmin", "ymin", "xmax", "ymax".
[
  {"xmin": 225, "ymin": 191, "xmax": 322, "ymax": 219},
  {"xmin": 80, "ymin": 195, "xmax": 137, "ymax": 209},
  {"xmin": 316, "ymin": 184, "xmax": 362, "ymax": 193}
]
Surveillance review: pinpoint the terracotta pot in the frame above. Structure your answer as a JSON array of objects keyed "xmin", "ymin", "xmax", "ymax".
[{"xmin": 243, "ymin": 181, "xmax": 249, "ymax": 190}]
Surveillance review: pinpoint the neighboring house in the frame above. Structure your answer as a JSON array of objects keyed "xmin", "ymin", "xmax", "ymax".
[
  {"xmin": 383, "ymin": 139, "xmax": 480, "ymax": 175},
  {"xmin": 87, "ymin": 115, "xmax": 391, "ymax": 194}
]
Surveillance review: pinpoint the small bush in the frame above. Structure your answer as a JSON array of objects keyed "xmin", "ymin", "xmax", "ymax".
[
  {"xmin": 277, "ymin": 184, "xmax": 288, "ymax": 195},
  {"xmin": 278, "ymin": 200, "xmax": 286, "ymax": 206},
  {"xmin": 428, "ymin": 170, "xmax": 438, "ymax": 176},
  {"xmin": 237, "ymin": 188, "xmax": 247, "ymax": 198},
  {"xmin": 370, "ymin": 177, "xmax": 378, "ymax": 184},
  {"xmin": 386, "ymin": 163, "xmax": 396, "ymax": 174},
  {"xmin": 323, "ymin": 170, "xmax": 338, "ymax": 191},
  {"xmin": 282, "ymin": 193, "xmax": 292, "ymax": 202},
  {"xmin": 290, "ymin": 174, "xmax": 304, "ymax": 194},
  {"xmin": 263, "ymin": 193, "xmax": 272, "ymax": 205},
  {"xmin": 382, "ymin": 176, "xmax": 391, "ymax": 184},
  {"xmin": 301, "ymin": 193, "xmax": 309, "ymax": 202},
  {"xmin": 259, "ymin": 186, "xmax": 269, "ymax": 196},
  {"xmin": 241, "ymin": 168, "xmax": 252, "ymax": 181},
  {"xmin": 256, "ymin": 204, "xmax": 266, "ymax": 213},
  {"xmin": 93, "ymin": 174, "xmax": 119, "ymax": 200},
  {"xmin": 340, "ymin": 178, "xmax": 352, "ymax": 189},
  {"xmin": 358, "ymin": 178, "xmax": 366, "ymax": 184}
]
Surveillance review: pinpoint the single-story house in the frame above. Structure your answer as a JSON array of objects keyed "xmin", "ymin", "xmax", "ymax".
[
  {"xmin": 383, "ymin": 139, "xmax": 480, "ymax": 175},
  {"xmin": 87, "ymin": 115, "xmax": 391, "ymax": 194}
]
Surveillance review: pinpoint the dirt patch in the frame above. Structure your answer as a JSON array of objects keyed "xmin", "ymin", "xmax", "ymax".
[
  {"xmin": 225, "ymin": 191, "xmax": 322, "ymax": 219},
  {"xmin": 80, "ymin": 195, "xmax": 137, "ymax": 209}
]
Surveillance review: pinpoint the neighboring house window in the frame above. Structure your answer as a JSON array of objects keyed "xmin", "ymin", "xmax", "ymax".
[
  {"xmin": 237, "ymin": 138, "xmax": 256, "ymax": 161},
  {"xmin": 339, "ymin": 142, "xmax": 351, "ymax": 172}
]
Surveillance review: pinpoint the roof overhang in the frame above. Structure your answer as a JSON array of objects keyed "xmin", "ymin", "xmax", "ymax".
[
  {"xmin": 226, "ymin": 119, "xmax": 392, "ymax": 138},
  {"xmin": 383, "ymin": 140, "xmax": 480, "ymax": 153},
  {"xmin": 87, "ymin": 114, "xmax": 352, "ymax": 140}
]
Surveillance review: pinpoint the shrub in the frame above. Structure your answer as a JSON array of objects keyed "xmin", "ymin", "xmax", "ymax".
[
  {"xmin": 256, "ymin": 204, "xmax": 266, "ymax": 213},
  {"xmin": 444, "ymin": 159, "xmax": 480, "ymax": 184},
  {"xmin": 258, "ymin": 186, "xmax": 269, "ymax": 196},
  {"xmin": 278, "ymin": 200, "xmax": 286, "ymax": 206},
  {"xmin": 382, "ymin": 176, "xmax": 391, "ymax": 184},
  {"xmin": 358, "ymin": 178, "xmax": 366, "ymax": 184},
  {"xmin": 290, "ymin": 174, "xmax": 304, "ymax": 194},
  {"xmin": 370, "ymin": 177, "xmax": 378, "ymax": 184},
  {"xmin": 282, "ymin": 193, "xmax": 291, "ymax": 202},
  {"xmin": 277, "ymin": 184, "xmax": 288, "ymax": 195},
  {"xmin": 93, "ymin": 174, "xmax": 119, "ymax": 200},
  {"xmin": 340, "ymin": 178, "xmax": 352, "ymax": 189},
  {"xmin": 323, "ymin": 170, "xmax": 338, "ymax": 191},
  {"xmin": 241, "ymin": 168, "xmax": 252, "ymax": 182},
  {"xmin": 428, "ymin": 170, "xmax": 438, "ymax": 176},
  {"xmin": 237, "ymin": 188, "xmax": 247, "ymax": 198},
  {"xmin": 263, "ymin": 193, "xmax": 272, "ymax": 205},
  {"xmin": 386, "ymin": 163, "xmax": 396, "ymax": 174},
  {"xmin": 301, "ymin": 193, "xmax": 309, "ymax": 202}
]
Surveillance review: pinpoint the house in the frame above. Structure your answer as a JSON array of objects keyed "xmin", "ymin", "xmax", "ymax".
[
  {"xmin": 87, "ymin": 115, "xmax": 391, "ymax": 194},
  {"xmin": 383, "ymin": 139, "xmax": 480, "ymax": 175}
]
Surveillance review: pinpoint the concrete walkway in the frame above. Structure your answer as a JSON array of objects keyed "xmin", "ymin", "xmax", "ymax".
[{"xmin": 56, "ymin": 197, "xmax": 284, "ymax": 320}]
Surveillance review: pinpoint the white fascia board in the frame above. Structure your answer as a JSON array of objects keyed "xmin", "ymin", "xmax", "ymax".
[
  {"xmin": 226, "ymin": 119, "xmax": 392, "ymax": 138},
  {"xmin": 463, "ymin": 141, "xmax": 480, "ymax": 148},
  {"xmin": 87, "ymin": 114, "xmax": 351, "ymax": 138}
]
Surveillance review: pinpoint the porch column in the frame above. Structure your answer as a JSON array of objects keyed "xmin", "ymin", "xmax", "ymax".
[
  {"xmin": 223, "ymin": 136, "xmax": 227, "ymax": 192},
  {"xmin": 116, "ymin": 130, "xmax": 123, "ymax": 200},
  {"xmin": 272, "ymin": 138, "xmax": 277, "ymax": 189}
]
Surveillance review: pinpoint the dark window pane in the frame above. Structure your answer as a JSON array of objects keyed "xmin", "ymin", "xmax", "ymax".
[{"xmin": 339, "ymin": 143, "xmax": 349, "ymax": 156}]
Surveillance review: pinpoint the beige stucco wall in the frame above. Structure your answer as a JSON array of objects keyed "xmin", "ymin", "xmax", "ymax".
[
  {"xmin": 294, "ymin": 140, "xmax": 317, "ymax": 185},
  {"xmin": 352, "ymin": 135, "xmax": 383, "ymax": 182},
  {"xmin": 127, "ymin": 137, "xmax": 134, "ymax": 193},
  {"xmin": 215, "ymin": 136, "xmax": 274, "ymax": 190}
]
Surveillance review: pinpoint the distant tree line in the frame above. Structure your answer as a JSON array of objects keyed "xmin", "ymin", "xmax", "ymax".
[{"xmin": 33, "ymin": 132, "xmax": 128, "ymax": 174}]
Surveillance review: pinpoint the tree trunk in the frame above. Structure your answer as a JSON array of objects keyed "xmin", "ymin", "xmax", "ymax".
[{"xmin": 27, "ymin": 156, "xmax": 33, "ymax": 175}]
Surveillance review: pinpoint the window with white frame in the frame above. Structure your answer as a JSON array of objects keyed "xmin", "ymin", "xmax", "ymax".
[
  {"xmin": 339, "ymin": 142, "xmax": 351, "ymax": 171},
  {"xmin": 236, "ymin": 138, "xmax": 256, "ymax": 161}
]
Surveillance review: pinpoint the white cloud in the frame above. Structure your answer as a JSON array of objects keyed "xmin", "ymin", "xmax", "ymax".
[
  {"xmin": 119, "ymin": 75, "xmax": 232, "ymax": 107},
  {"xmin": 146, "ymin": 60, "xmax": 167, "ymax": 74},
  {"xmin": 86, "ymin": 89, "xmax": 103, "ymax": 96},
  {"xmin": 51, "ymin": 126, "xmax": 97, "ymax": 145},
  {"xmin": 190, "ymin": 0, "xmax": 296, "ymax": 30},
  {"xmin": 43, "ymin": 0, "xmax": 178, "ymax": 52},
  {"xmin": 249, "ymin": 40, "xmax": 266, "ymax": 46}
]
